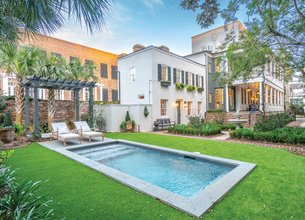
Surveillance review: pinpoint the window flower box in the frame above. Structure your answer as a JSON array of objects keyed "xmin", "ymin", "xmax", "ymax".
[
  {"xmin": 186, "ymin": 85, "xmax": 197, "ymax": 92},
  {"xmin": 175, "ymin": 82, "xmax": 185, "ymax": 90},
  {"xmin": 198, "ymin": 87, "xmax": 204, "ymax": 93},
  {"xmin": 160, "ymin": 80, "xmax": 170, "ymax": 87}
]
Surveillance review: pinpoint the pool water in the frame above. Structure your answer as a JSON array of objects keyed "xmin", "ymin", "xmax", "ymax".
[{"xmin": 72, "ymin": 143, "xmax": 235, "ymax": 198}]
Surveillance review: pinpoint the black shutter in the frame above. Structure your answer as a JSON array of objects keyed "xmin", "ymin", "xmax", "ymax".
[
  {"xmin": 181, "ymin": 71, "xmax": 184, "ymax": 84},
  {"xmin": 158, "ymin": 64, "xmax": 162, "ymax": 81},
  {"xmin": 168, "ymin": 66, "xmax": 171, "ymax": 83},
  {"xmin": 201, "ymin": 76, "xmax": 204, "ymax": 88},
  {"xmin": 173, "ymin": 68, "xmax": 177, "ymax": 83},
  {"xmin": 196, "ymin": 75, "xmax": 198, "ymax": 86},
  {"xmin": 111, "ymin": 65, "xmax": 118, "ymax": 79},
  {"xmin": 101, "ymin": 63, "xmax": 108, "ymax": 78},
  {"xmin": 112, "ymin": 90, "xmax": 118, "ymax": 102},
  {"xmin": 102, "ymin": 89, "xmax": 108, "ymax": 102},
  {"xmin": 185, "ymin": 72, "xmax": 188, "ymax": 85},
  {"xmin": 192, "ymin": 73, "xmax": 195, "ymax": 86}
]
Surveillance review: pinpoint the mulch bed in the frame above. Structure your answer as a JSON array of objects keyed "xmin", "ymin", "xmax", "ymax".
[{"xmin": 155, "ymin": 131, "xmax": 305, "ymax": 157}]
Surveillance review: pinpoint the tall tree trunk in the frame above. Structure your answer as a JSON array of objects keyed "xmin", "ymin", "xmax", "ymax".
[
  {"xmin": 48, "ymin": 89, "xmax": 55, "ymax": 130},
  {"xmin": 15, "ymin": 75, "xmax": 24, "ymax": 124}
]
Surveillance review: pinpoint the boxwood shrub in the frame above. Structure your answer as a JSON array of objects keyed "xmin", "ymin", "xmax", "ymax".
[
  {"xmin": 230, "ymin": 127, "xmax": 305, "ymax": 145},
  {"xmin": 254, "ymin": 112, "xmax": 294, "ymax": 132},
  {"xmin": 168, "ymin": 122, "xmax": 221, "ymax": 136}
]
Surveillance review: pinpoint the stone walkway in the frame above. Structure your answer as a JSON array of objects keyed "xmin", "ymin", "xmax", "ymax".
[
  {"xmin": 287, "ymin": 117, "xmax": 305, "ymax": 127},
  {"xmin": 152, "ymin": 131, "xmax": 305, "ymax": 157}
]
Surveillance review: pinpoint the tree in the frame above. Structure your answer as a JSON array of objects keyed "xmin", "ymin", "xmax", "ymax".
[
  {"xmin": 0, "ymin": 43, "xmax": 44, "ymax": 124},
  {"xmin": 0, "ymin": 0, "xmax": 111, "ymax": 44},
  {"xmin": 68, "ymin": 58, "xmax": 97, "ymax": 104},
  {"xmin": 40, "ymin": 55, "xmax": 70, "ymax": 129},
  {"xmin": 180, "ymin": 0, "xmax": 305, "ymax": 76}
]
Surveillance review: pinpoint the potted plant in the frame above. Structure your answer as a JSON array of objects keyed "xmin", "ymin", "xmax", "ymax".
[
  {"xmin": 120, "ymin": 111, "xmax": 136, "ymax": 132},
  {"xmin": 0, "ymin": 111, "xmax": 15, "ymax": 143}
]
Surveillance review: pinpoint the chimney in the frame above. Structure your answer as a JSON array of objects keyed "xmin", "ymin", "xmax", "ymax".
[
  {"xmin": 118, "ymin": 53, "xmax": 127, "ymax": 58},
  {"xmin": 158, "ymin": 45, "xmax": 170, "ymax": 52},
  {"xmin": 133, "ymin": 44, "xmax": 145, "ymax": 52}
]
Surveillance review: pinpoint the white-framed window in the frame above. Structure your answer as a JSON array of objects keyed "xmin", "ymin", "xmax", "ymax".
[
  {"xmin": 188, "ymin": 72, "xmax": 193, "ymax": 85},
  {"xmin": 39, "ymin": 89, "xmax": 45, "ymax": 100},
  {"xmin": 55, "ymin": 90, "xmax": 64, "ymax": 100},
  {"xmin": 187, "ymin": 101, "xmax": 192, "ymax": 115},
  {"xmin": 198, "ymin": 75, "xmax": 202, "ymax": 87},
  {"xmin": 208, "ymin": 93, "xmax": 213, "ymax": 104},
  {"xmin": 198, "ymin": 102, "xmax": 202, "ymax": 114},
  {"xmin": 160, "ymin": 99, "xmax": 167, "ymax": 116},
  {"xmin": 161, "ymin": 65, "xmax": 168, "ymax": 81},
  {"xmin": 130, "ymin": 67, "xmax": 136, "ymax": 82},
  {"xmin": 176, "ymin": 69, "xmax": 182, "ymax": 83},
  {"xmin": 8, "ymin": 80, "xmax": 16, "ymax": 96},
  {"xmin": 85, "ymin": 88, "xmax": 89, "ymax": 101}
]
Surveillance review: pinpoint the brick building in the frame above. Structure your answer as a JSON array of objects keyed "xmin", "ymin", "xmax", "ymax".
[{"xmin": 0, "ymin": 34, "xmax": 119, "ymax": 102}]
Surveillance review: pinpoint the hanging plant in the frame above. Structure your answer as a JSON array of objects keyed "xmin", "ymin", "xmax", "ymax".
[{"xmin": 144, "ymin": 106, "xmax": 149, "ymax": 117}]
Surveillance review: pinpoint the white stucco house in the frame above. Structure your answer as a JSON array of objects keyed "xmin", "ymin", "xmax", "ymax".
[
  {"xmin": 118, "ymin": 45, "xmax": 206, "ymax": 130},
  {"xmin": 185, "ymin": 21, "xmax": 285, "ymax": 113}
]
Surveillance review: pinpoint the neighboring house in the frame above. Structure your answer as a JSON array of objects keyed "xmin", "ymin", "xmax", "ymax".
[
  {"xmin": 0, "ymin": 33, "xmax": 119, "ymax": 102},
  {"xmin": 118, "ymin": 45, "xmax": 206, "ymax": 127},
  {"xmin": 186, "ymin": 21, "xmax": 285, "ymax": 113},
  {"xmin": 288, "ymin": 72, "xmax": 305, "ymax": 104}
]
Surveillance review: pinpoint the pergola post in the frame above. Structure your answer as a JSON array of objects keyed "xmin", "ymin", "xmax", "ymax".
[
  {"xmin": 75, "ymin": 89, "xmax": 80, "ymax": 121},
  {"xmin": 24, "ymin": 86, "xmax": 30, "ymax": 136},
  {"xmin": 33, "ymin": 79, "xmax": 39, "ymax": 134},
  {"xmin": 88, "ymin": 85, "xmax": 94, "ymax": 128}
]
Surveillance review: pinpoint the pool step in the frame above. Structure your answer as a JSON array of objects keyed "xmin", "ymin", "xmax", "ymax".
[
  {"xmin": 79, "ymin": 145, "xmax": 135, "ymax": 161},
  {"xmin": 97, "ymin": 148, "xmax": 136, "ymax": 162},
  {"xmin": 74, "ymin": 144, "xmax": 125, "ymax": 155}
]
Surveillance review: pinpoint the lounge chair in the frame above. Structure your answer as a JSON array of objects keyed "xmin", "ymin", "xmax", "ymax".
[
  {"xmin": 51, "ymin": 122, "xmax": 82, "ymax": 146},
  {"xmin": 74, "ymin": 121, "xmax": 104, "ymax": 142}
]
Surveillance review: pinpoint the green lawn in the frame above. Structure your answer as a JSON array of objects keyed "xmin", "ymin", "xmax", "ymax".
[{"xmin": 6, "ymin": 133, "xmax": 305, "ymax": 220}]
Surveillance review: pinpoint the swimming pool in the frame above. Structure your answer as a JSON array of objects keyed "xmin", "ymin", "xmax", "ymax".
[
  {"xmin": 47, "ymin": 140, "xmax": 256, "ymax": 217},
  {"xmin": 72, "ymin": 142, "xmax": 235, "ymax": 198}
]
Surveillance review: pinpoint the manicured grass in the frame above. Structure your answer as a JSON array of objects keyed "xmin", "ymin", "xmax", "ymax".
[{"xmin": 7, "ymin": 133, "xmax": 305, "ymax": 219}]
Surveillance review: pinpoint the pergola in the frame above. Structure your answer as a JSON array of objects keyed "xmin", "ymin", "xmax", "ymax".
[{"xmin": 23, "ymin": 76, "xmax": 96, "ymax": 134}]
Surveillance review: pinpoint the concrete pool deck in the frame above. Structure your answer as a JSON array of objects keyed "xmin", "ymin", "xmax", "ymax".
[{"xmin": 39, "ymin": 138, "xmax": 256, "ymax": 218}]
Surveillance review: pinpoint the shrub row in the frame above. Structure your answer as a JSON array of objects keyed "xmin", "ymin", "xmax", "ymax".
[
  {"xmin": 230, "ymin": 127, "xmax": 305, "ymax": 145},
  {"xmin": 254, "ymin": 112, "xmax": 294, "ymax": 132},
  {"xmin": 168, "ymin": 123, "xmax": 222, "ymax": 136}
]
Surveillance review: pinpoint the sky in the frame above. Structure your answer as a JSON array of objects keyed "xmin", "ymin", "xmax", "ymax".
[{"xmin": 53, "ymin": 0, "xmax": 248, "ymax": 56}]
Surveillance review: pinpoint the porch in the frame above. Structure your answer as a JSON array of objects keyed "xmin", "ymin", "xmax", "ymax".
[{"xmin": 212, "ymin": 82, "xmax": 285, "ymax": 113}]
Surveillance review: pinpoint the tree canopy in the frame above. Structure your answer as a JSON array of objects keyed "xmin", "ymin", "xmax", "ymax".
[
  {"xmin": 181, "ymin": 0, "xmax": 305, "ymax": 77},
  {"xmin": 0, "ymin": 0, "xmax": 112, "ymax": 44}
]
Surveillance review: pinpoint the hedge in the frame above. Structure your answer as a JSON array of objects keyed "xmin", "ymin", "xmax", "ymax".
[
  {"xmin": 230, "ymin": 127, "xmax": 305, "ymax": 145},
  {"xmin": 168, "ymin": 123, "xmax": 222, "ymax": 136},
  {"xmin": 254, "ymin": 112, "xmax": 294, "ymax": 132}
]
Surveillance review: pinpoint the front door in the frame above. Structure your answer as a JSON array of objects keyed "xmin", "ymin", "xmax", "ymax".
[{"xmin": 176, "ymin": 101, "xmax": 181, "ymax": 124}]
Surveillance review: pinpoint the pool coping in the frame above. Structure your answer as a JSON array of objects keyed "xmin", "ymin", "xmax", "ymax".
[{"xmin": 40, "ymin": 139, "xmax": 256, "ymax": 218}]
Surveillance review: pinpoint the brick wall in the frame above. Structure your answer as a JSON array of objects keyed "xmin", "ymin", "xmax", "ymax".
[
  {"xmin": 205, "ymin": 111, "xmax": 274, "ymax": 127},
  {"xmin": 5, "ymin": 100, "xmax": 89, "ymax": 128}
]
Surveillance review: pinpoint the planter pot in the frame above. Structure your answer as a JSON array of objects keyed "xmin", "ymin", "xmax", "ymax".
[
  {"xmin": 0, "ymin": 128, "xmax": 15, "ymax": 143},
  {"xmin": 160, "ymin": 81, "xmax": 170, "ymax": 87},
  {"xmin": 126, "ymin": 121, "xmax": 133, "ymax": 131}
]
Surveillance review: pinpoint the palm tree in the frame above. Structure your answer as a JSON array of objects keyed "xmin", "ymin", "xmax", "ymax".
[
  {"xmin": 68, "ymin": 58, "xmax": 97, "ymax": 103},
  {"xmin": 40, "ymin": 55, "xmax": 70, "ymax": 129},
  {"xmin": 0, "ymin": 0, "xmax": 111, "ymax": 44},
  {"xmin": 0, "ymin": 43, "xmax": 44, "ymax": 124}
]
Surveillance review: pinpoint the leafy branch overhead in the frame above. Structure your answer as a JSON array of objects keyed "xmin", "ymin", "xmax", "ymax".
[{"xmin": 181, "ymin": 0, "xmax": 305, "ymax": 77}]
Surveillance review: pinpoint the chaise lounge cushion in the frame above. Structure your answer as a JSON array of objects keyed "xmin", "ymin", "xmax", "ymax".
[{"xmin": 59, "ymin": 133, "xmax": 80, "ymax": 140}]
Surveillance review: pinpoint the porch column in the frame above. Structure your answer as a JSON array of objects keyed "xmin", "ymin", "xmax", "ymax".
[
  {"xmin": 33, "ymin": 80, "xmax": 39, "ymax": 134},
  {"xmin": 99, "ymin": 84, "xmax": 103, "ymax": 101},
  {"xmin": 225, "ymin": 84, "xmax": 229, "ymax": 112},
  {"xmin": 270, "ymin": 87, "xmax": 273, "ymax": 105},
  {"xmin": 25, "ymin": 86, "xmax": 30, "ymax": 135},
  {"xmin": 88, "ymin": 86, "xmax": 94, "ymax": 128},
  {"xmin": 259, "ymin": 82, "xmax": 263, "ymax": 111},
  {"xmin": 265, "ymin": 85, "xmax": 269, "ymax": 104}
]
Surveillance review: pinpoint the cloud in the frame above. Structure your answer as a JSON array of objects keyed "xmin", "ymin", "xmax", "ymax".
[{"xmin": 141, "ymin": 0, "xmax": 164, "ymax": 14}]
